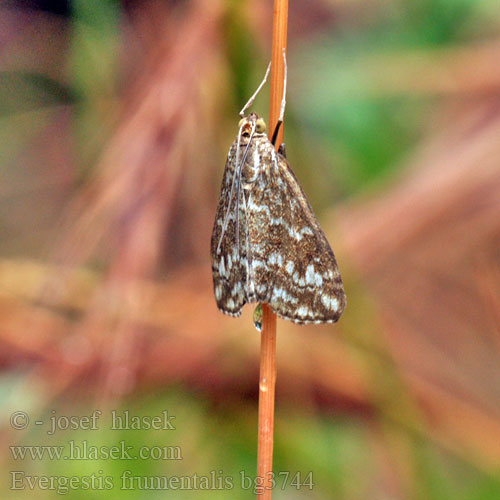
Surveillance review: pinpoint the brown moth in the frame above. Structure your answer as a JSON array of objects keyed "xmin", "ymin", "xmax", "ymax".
[{"xmin": 210, "ymin": 54, "xmax": 346, "ymax": 324}]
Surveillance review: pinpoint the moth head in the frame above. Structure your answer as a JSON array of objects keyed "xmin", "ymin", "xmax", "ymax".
[{"xmin": 238, "ymin": 113, "xmax": 266, "ymax": 136}]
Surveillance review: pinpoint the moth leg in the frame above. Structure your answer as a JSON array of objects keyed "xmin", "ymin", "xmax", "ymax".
[{"xmin": 277, "ymin": 143, "xmax": 287, "ymax": 158}]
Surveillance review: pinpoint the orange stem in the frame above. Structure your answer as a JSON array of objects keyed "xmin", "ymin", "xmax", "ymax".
[
  {"xmin": 256, "ymin": 1, "xmax": 288, "ymax": 499},
  {"xmin": 257, "ymin": 303, "xmax": 277, "ymax": 499},
  {"xmin": 269, "ymin": 0, "xmax": 288, "ymax": 147}
]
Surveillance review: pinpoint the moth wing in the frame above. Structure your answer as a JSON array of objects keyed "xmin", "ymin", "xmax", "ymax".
[
  {"xmin": 247, "ymin": 148, "xmax": 346, "ymax": 324},
  {"xmin": 210, "ymin": 143, "xmax": 249, "ymax": 317}
]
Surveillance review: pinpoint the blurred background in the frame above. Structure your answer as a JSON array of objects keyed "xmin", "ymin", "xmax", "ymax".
[{"xmin": 1, "ymin": 0, "xmax": 500, "ymax": 498}]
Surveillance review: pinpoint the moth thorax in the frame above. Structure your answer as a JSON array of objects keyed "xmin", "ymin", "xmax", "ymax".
[{"xmin": 241, "ymin": 162, "xmax": 260, "ymax": 188}]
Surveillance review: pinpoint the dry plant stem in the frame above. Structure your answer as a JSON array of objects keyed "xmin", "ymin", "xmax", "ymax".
[
  {"xmin": 269, "ymin": 1, "xmax": 288, "ymax": 149},
  {"xmin": 257, "ymin": 303, "xmax": 277, "ymax": 497},
  {"xmin": 257, "ymin": 1, "xmax": 288, "ymax": 499}
]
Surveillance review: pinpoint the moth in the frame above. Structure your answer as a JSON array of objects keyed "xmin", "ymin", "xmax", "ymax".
[{"xmin": 211, "ymin": 53, "xmax": 346, "ymax": 324}]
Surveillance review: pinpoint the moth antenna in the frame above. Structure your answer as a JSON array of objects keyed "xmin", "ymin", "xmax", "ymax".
[
  {"xmin": 271, "ymin": 49, "xmax": 287, "ymax": 146},
  {"xmin": 235, "ymin": 122, "xmax": 257, "ymax": 258},
  {"xmin": 217, "ymin": 122, "xmax": 245, "ymax": 253},
  {"xmin": 239, "ymin": 61, "xmax": 272, "ymax": 118}
]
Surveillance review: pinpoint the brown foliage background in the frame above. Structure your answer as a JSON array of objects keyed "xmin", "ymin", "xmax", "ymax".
[{"xmin": 0, "ymin": 0, "xmax": 499, "ymax": 498}]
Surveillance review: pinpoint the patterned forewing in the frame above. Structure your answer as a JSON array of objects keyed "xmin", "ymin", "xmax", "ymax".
[
  {"xmin": 210, "ymin": 142, "xmax": 249, "ymax": 317},
  {"xmin": 246, "ymin": 146, "xmax": 346, "ymax": 324}
]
